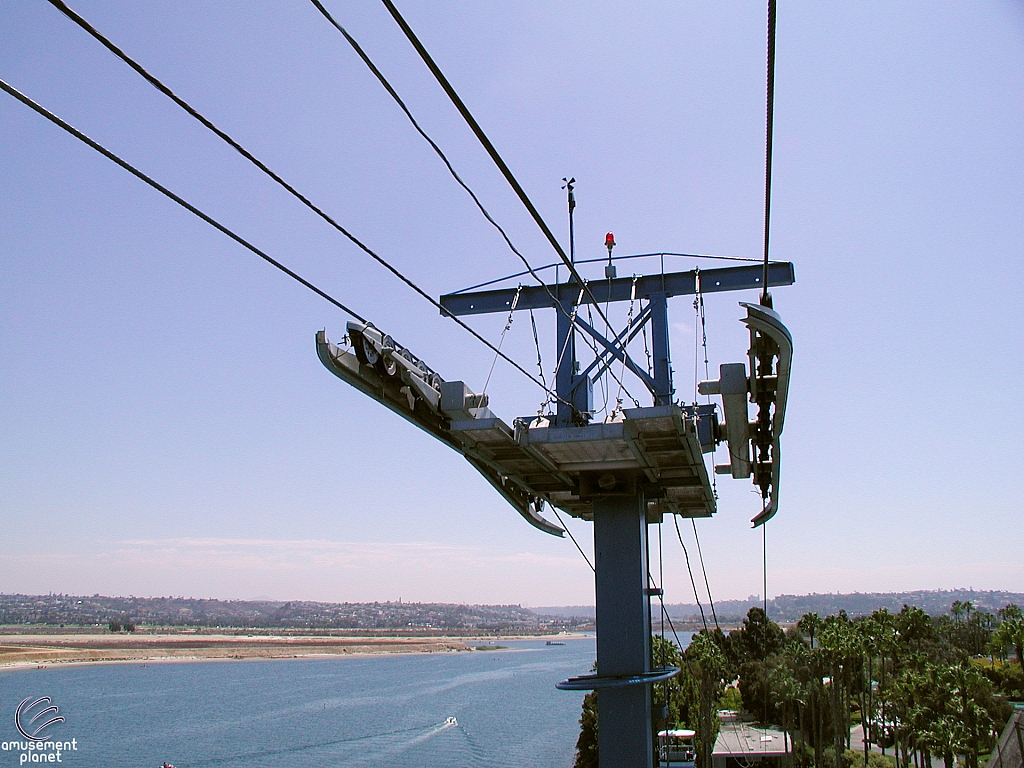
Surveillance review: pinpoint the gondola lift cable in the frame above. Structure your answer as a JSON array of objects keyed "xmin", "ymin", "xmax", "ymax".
[
  {"xmin": 0, "ymin": 78, "xmax": 368, "ymax": 326},
  {"xmin": 759, "ymin": 0, "xmax": 780, "ymax": 616},
  {"xmin": 315, "ymin": 0, "xmax": 655, "ymax": 410},
  {"xmin": 41, "ymin": 0, "xmax": 571, "ymax": 407}
]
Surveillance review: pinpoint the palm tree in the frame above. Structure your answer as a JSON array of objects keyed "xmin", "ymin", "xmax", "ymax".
[
  {"xmin": 869, "ymin": 609, "xmax": 898, "ymax": 759},
  {"xmin": 687, "ymin": 632, "xmax": 729, "ymax": 768},
  {"xmin": 818, "ymin": 614, "xmax": 859, "ymax": 768},
  {"xmin": 951, "ymin": 601, "xmax": 965, "ymax": 623},
  {"xmin": 997, "ymin": 604, "xmax": 1022, "ymax": 622},
  {"xmin": 856, "ymin": 617, "xmax": 880, "ymax": 768},
  {"xmin": 991, "ymin": 616, "xmax": 1024, "ymax": 672},
  {"xmin": 798, "ymin": 612, "xmax": 821, "ymax": 650}
]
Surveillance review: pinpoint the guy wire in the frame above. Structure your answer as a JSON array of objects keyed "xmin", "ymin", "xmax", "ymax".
[{"xmin": 549, "ymin": 507, "xmax": 594, "ymax": 573}]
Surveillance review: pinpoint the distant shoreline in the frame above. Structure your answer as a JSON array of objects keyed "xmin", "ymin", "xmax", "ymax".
[{"xmin": 0, "ymin": 631, "xmax": 589, "ymax": 671}]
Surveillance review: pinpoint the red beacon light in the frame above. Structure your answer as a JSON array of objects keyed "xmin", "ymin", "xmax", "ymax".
[{"xmin": 604, "ymin": 232, "xmax": 617, "ymax": 278}]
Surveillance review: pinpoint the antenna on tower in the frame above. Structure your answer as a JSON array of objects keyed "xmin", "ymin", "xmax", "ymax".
[{"xmin": 562, "ymin": 177, "xmax": 576, "ymax": 266}]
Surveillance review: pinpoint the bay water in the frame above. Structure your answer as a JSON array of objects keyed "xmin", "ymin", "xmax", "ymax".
[{"xmin": 0, "ymin": 637, "xmax": 599, "ymax": 768}]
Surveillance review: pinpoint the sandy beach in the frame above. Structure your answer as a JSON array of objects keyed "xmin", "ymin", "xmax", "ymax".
[
  {"xmin": 0, "ymin": 632, "xmax": 474, "ymax": 668},
  {"xmin": 0, "ymin": 631, "xmax": 587, "ymax": 669}
]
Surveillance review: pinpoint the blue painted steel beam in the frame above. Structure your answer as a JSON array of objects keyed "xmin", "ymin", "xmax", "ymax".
[
  {"xmin": 574, "ymin": 315, "xmax": 657, "ymax": 395},
  {"xmin": 594, "ymin": 493, "xmax": 654, "ymax": 768},
  {"xmin": 648, "ymin": 293, "xmax": 673, "ymax": 405},
  {"xmin": 555, "ymin": 296, "xmax": 577, "ymax": 426},
  {"xmin": 439, "ymin": 262, "xmax": 795, "ymax": 317}
]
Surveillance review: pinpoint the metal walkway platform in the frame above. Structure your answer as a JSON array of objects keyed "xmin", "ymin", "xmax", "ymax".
[
  {"xmin": 317, "ymin": 331, "xmax": 714, "ymax": 530},
  {"xmin": 451, "ymin": 406, "xmax": 714, "ymax": 521}
]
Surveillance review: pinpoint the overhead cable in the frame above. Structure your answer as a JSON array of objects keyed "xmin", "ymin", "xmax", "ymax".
[
  {"xmin": 760, "ymin": 0, "xmax": 778, "ymax": 612},
  {"xmin": 0, "ymin": 77, "xmax": 366, "ymax": 323},
  {"xmin": 379, "ymin": 0, "xmax": 619, "ymax": 339},
  {"xmin": 673, "ymin": 515, "xmax": 709, "ymax": 634},
  {"xmin": 761, "ymin": 0, "xmax": 778, "ymax": 306},
  {"xmin": 691, "ymin": 519, "xmax": 720, "ymax": 631},
  {"xmin": 549, "ymin": 506, "xmax": 594, "ymax": 573},
  {"xmin": 308, "ymin": 0, "xmax": 542, "ymax": 288},
  {"xmin": 43, "ymin": 0, "xmax": 562, "ymax": 403},
  {"xmin": 763, "ymin": 519, "xmax": 769, "ymax": 616},
  {"xmin": 313, "ymin": 1, "xmax": 651, "ymax": 407}
]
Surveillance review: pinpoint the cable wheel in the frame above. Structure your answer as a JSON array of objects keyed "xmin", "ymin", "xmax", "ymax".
[
  {"xmin": 378, "ymin": 352, "xmax": 399, "ymax": 377},
  {"xmin": 377, "ymin": 335, "xmax": 399, "ymax": 377},
  {"xmin": 354, "ymin": 333, "xmax": 379, "ymax": 367}
]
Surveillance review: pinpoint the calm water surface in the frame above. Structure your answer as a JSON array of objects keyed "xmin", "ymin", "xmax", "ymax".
[{"xmin": 0, "ymin": 637, "xmax": 595, "ymax": 767}]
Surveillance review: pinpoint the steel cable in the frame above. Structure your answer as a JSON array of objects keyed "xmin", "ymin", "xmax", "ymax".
[
  {"xmin": 43, "ymin": 0, "xmax": 564, "ymax": 403},
  {"xmin": 0, "ymin": 78, "xmax": 367, "ymax": 324}
]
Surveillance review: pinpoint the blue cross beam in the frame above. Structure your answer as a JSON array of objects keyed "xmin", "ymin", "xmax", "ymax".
[{"xmin": 440, "ymin": 262, "xmax": 796, "ymax": 429}]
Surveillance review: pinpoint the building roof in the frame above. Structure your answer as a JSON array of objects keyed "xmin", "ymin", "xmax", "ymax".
[
  {"xmin": 985, "ymin": 711, "xmax": 1023, "ymax": 768},
  {"xmin": 713, "ymin": 722, "xmax": 790, "ymax": 757}
]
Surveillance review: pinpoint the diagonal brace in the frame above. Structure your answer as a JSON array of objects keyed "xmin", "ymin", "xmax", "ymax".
[
  {"xmin": 574, "ymin": 315, "xmax": 658, "ymax": 396},
  {"xmin": 581, "ymin": 305, "xmax": 654, "ymax": 384}
]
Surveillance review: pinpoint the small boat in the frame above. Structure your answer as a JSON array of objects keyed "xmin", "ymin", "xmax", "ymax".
[
  {"xmin": 444, "ymin": 716, "xmax": 458, "ymax": 726},
  {"xmin": 545, "ymin": 640, "xmax": 566, "ymax": 646}
]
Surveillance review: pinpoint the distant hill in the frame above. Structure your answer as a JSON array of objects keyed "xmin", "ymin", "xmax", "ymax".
[
  {"xmin": 0, "ymin": 593, "xmax": 591, "ymax": 633},
  {"xmin": 766, "ymin": 589, "xmax": 1024, "ymax": 621},
  {"xmin": 5, "ymin": 589, "xmax": 1019, "ymax": 630},
  {"xmin": 536, "ymin": 589, "xmax": 1024, "ymax": 624}
]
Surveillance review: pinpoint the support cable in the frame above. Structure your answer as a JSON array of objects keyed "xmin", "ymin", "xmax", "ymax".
[
  {"xmin": 763, "ymin": 517, "xmax": 769, "ymax": 617},
  {"xmin": 586, "ymin": 301, "xmax": 610, "ymax": 416},
  {"xmin": 691, "ymin": 519, "xmax": 720, "ymax": 632},
  {"xmin": 452, "ymin": 251, "xmax": 771, "ymax": 295},
  {"xmin": 550, "ymin": 286, "xmax": 585, "ymax": 389},
  {"xmin": 673, "ymin": 515, "xmax": 709, "ymax": 634},
  {"xmin": 760, "ymin": 0, "xmax": 777, "ymax": 613},
  {"xmin": 687, "ymin": 271, "xmax": 722, "ymax": 637},
  {"xmin": 313, "ymin": 0, "xmax": 650, "ymax": 408},
  {"xmin": 647, "ymin": 563, "xmax": 702, "ymax": 706},
  {"xmin": 42, "ymin": 0, "xmax": 562, "ymax": 403},
  {"xmin": 315, "ymin": 0, "xmax": 655, "ymax": 410},
  {"xmin": 0, "ymin": 78, "xmax": 367, "ymax": 323},
  {"xmin": 308, "ymin": 0, "xmax": 543, "ymax": 293},
  {"xmin": 481, "ymin": 284, "xmax": 521, "ymax": 395},
  {"xmin": 642, "ymin": 321, "xmax": 653, "ymax": 377},
  {"xmin": 693, "ymin": 270, "xmax": 717, "ymax": 498},
  {"xmin": 528, "ymin": 308, "xmax": 549, "ymax": 413},
  {"xmin": 650, "ymin": 581, "xmax": 700, "ymax": 680},
  {"xmin": 549, "ymin": 507, "xmax": 594, "ymax": 573},
  {"xmin": 545, "ymin": 281, "xmax": 639, "ymax": 411},
  {"xmin": 379, "ymin": 0, "xmax": 619, "ymax": 338},
  {"xmin": 658, "ymin": 522, "xmax": 666, "ymax": 649},
  {"xmin": 761, "ymin": 0, "xmax": 778, "ymax": 308},
  {"xmin": 655, "ymin": 521, "xmax": 669, "ymax": 716},
  {"xmin": 613, "ymin": 276, "xmax": 643, "ymax": 411}
]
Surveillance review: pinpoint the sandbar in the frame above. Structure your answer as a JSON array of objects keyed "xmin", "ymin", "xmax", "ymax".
[{"xmin": 0, "ymin": 631, "xmax": 587, "ymax": 670}]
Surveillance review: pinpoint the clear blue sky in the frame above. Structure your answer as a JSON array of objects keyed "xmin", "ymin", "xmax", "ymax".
[{"xmin": 2, "ymin": 1, "xmax": 1022, "ymax": 607}]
